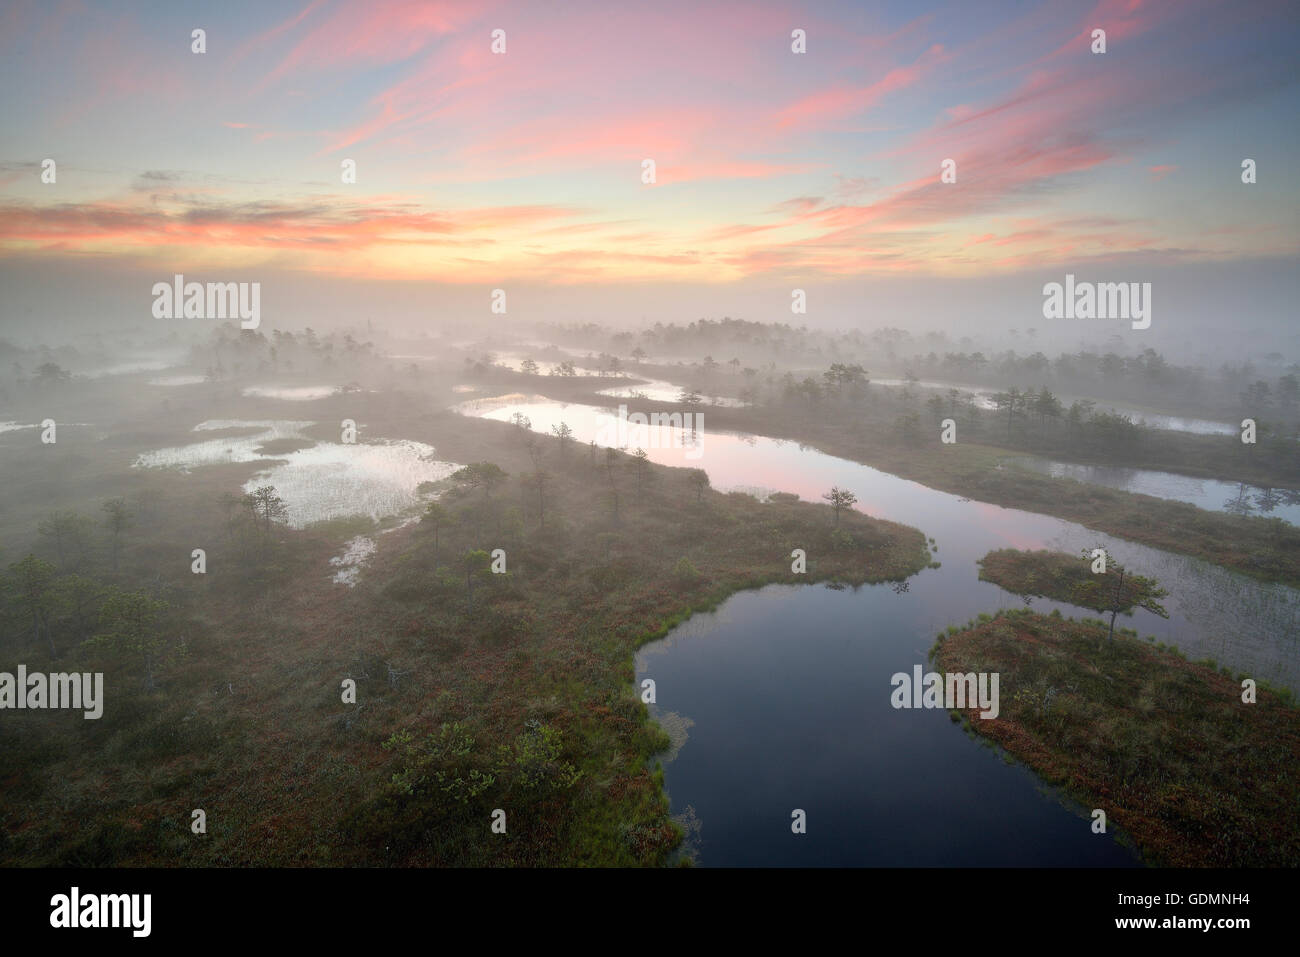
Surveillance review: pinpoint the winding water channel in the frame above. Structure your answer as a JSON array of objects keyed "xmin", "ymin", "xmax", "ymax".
[{"xmin": 461, "ymin": 390, "xmax": 1299, "ymax": 866}]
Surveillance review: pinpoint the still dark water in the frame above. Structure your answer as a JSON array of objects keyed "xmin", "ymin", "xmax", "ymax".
[
  {"xmin": 464, "ymin": 394, "xmax": 1299, "ymax": 866},
  {"xmin": 639, "ymin": 583, "xmax": 1138, "ymax": 866}
]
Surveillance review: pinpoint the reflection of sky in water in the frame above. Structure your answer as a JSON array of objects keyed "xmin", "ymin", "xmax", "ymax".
[
  {"xmin": 242, "ymin": 385, "xmax": 339, "ymax": 401},
  {"xmin": 875, "ymin": 378, "xmax": 1000, "ymax": 411},
  {"xmin": 461, "ymin": 396, "xmax": 1299, "ymax": 692},
  {"xmin": 1120, "ymin": 413, "xmax": 1236, "ymax": 435},
  {"xmin": 80, "ymin": 352, "xmax": 188, "ymax": 378},
  {"xmin": 598, "ymin": 379, "xmax": 744, "ymax": 407},
  {"xmin": 149, "ymin": 374, "xmax": 207, "ymax": 386},
  {"xmin": 540, "ymin": 380, "xmax": 1299, "ymax": 865},
  {"xmin": 1010, "ymin": 457, "xmax": 1300, "ymax": 525},
  {"xmin": 475, "ymin": 352, "xmax": 605, "ymax": 376},
  {"xmin": 450, "ymin": 386, "xmax": 1294, "ymax": 867},
  {"xmin": 133, "ymin": 420, "xmax": 314, "ymax": 469},
  {"xmin": 134, "ymin": 420, "xmax": 458, "ymax": 527},
  {"xmin": 638, "ymin": 582, "xmax": 1144, "ymax": 867},
  {"xmin": 873, "ymin": 378, "xmax": 1235, "ymax": 435},
  {"xmin": 243, "ymin": 439, "xmax": 457, "ymax": 527}
]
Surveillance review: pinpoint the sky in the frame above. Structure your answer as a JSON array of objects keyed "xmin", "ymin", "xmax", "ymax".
[{"xmin": 0, "ymin": 0, "xmax": 1297, "ymax": 355}]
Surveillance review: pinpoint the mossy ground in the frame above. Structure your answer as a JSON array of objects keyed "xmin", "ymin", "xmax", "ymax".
[
  {"xmin": 931, "ymin": 607, "xmax": 1299, "ymax": 867},
  {"xmin": 0, "ymin": 381, "xmax": 929, "ymax": 866}
]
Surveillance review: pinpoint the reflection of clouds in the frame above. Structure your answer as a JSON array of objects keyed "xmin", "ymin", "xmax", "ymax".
[
  {"xmin": 134, "ymin": 420, "xmax": 314, "ymax": 469},
  {"xmin": 470, "ymin": 394, "xmax": 1298, "ymax": 690},
  {"xmin": 450, "ymin": 392, "xmax": 547, "ymax": 414},
  {"xmin": 242, "ymin": 385, "xmax": 340, "ymax": 401},
  {"xmin": 245, "ymin": 440, "xmax": 458, "ymax": 528},
  {"xmin": 136, "ymin": 420, "xmax": 458, "ymax": 528}
]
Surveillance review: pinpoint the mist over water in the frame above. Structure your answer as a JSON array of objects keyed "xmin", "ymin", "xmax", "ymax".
[
  {"xmin": 456, "ymin": 385, "xmax": 1299, "ymax": 864},
  {"xmin": 463, "ymin": 395, "xmax": 1299, "ymax": 687}
]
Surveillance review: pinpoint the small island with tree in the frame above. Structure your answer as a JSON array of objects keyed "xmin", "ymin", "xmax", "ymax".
[
  {"xmin": 976, "ymin": 546, "xmax": 1169, "ymax": 639},
  {"xmin": 934, "ymin": 548, "xmax": 1299, "ymax": 866}
]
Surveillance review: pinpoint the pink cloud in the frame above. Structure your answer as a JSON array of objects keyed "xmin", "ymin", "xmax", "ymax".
[
  {"xmin": 774, "ymin": 44, "xmax": 948, "ymax": 130},
  {"xmin": 255, "ymin": 0, "xmax": 486, "ymax": 88},
  {"xmin": 0, "ymin": 199, "xmax": 580, "ymax": 255}
]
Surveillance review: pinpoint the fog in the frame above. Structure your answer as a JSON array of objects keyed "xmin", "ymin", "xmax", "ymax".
[{"xmin": 2, "ymin": 255, "xmax": 1296, "ymax": 367}]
